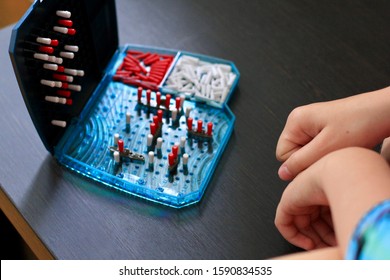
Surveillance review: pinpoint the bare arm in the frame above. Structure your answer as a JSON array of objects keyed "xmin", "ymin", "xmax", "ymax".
[
  {"xmin": 276, "ymin": 87, "xmax": 390, "ymax": 180},
  {"xmin": 275, "ymin": 147, "xmax": 390, "ymax": 257},
  {"xmin": 272, "ymin": 247, "xmax": 342, "ymax": 260}
]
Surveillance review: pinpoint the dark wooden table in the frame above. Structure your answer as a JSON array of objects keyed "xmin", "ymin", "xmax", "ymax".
[{"xmin": 1, "ymin": 0, "xmax": 389, "ymax": 259}]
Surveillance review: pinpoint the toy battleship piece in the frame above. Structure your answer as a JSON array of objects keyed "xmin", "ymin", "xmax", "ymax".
[
  {"xmin": 187, "ymin": 118, "xmax": 213, "ymax": 142},
  {"xmin": 109, "ymin": 145, "xmax": 145, "ymax": 163}
]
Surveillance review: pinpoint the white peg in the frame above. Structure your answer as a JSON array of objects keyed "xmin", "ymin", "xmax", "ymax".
[
  {"xmin": 60, "ymin": 51, "xmax": 74, "ymax": 59},
  {"xmin": 114, "ymin": 151, "xmax": 120, "ymax": 163},
  {"xmin": 183, "ymin": 153, "xmax": 189, "ymax": 165},
  {"xmin": 180, "ymin": 136, "xmax": 186, "ymax": 148},
  {"xmin": 64, "ymin": 68, "xmax": 78, "ymax": 76},
  {"xmin": 43, "ymin": 63, "xmax": 58, "ymax": 71},
  {"xmin": 36, "ymin": 37, "xmax": 52, "ymax": 45},
  {"xmin": 185, "ymin": 107, "xmax": 192, "ymax": 118},
  {"xmin": 180, "ymin": 94, "xmax": 185, "ymax": 107},
  {"xmin": 114, "ymin": 133, "xmax": 120, "ymax": 146},
  {"xmin": 45, "ymin": 96, "xmax": 66, "ymax": 104},
  {"xmin": 34, "ymin": 53, "xmax": 49, "ymax": 61},
  {"xmin": 156, "ymin": 137, "xmax": 163, "ymax": 149},
  {"xmin": 41, "ymin": 79, "xmax": 61, "ymax": 88},
  {"xmin": 53, "ymin": 26, "xmax": 68, "ymax": 34},
  {"xmin": 51, "ymin": 120, "xmax": 66, "ymax": 127},
  {"xmin": 56, "ymin": 10, "xmax": 71, "ymax": 18},
  {"xmin": 148, "ymin": 151, "xmax": 155, "ymax": 163},
  {"xmin": 68, "ymin": 84, "xmax": 81, "ymax": 92},
  {"xmin": 64, "ymin": 45, "xmax": 79, "ymax": 52},
  {"xmin": 147, "ymin": 134, "xmax": 153, "ymax": 147},
  {"xmin": 171, "ymin": 108, "xmax": 177, "ymax": 121}
]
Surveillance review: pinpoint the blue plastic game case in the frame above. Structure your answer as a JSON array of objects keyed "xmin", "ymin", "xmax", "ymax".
[{"xmin": 9, "ymin": 0, "xmax": 240, "ymax": 208}]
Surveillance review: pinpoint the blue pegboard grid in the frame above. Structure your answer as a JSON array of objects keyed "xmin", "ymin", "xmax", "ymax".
[{"xmin": 55, "ymin": 46, "xmax": 239, "ymax": 208}]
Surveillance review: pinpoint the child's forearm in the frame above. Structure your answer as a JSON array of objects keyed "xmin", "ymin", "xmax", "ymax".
[
  {"xmin": 271, "ymin": 247, "xmax": 342, "ymax": 260},
  {"xmin": 319, "ymin": 147, "xmax": 390, "ymax": 256},
  {"xmin": 345, "ymin": 86, "xmax": 390, "ymax": 142}
]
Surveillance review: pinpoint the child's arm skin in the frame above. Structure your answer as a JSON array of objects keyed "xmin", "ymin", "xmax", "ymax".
[
  {"xmin": 274, "ymin": 147, "xmax": 390, "ymax": 257},
  {"xmin": 271, "ymin": 247, "xmax": 342, "ymax": 260},
  {"xmin": 380, "ymin": 137, "xmax": 390, "ymax": 163},
  {"xmin": 276, "ymin": 87, "xmax": 390, "ymax": 181}
]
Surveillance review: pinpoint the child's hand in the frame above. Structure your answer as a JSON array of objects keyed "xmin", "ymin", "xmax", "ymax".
[
  {"xmin": 276, "ymin": 88, "xmax": 390, "ymax": 180},
  {"xmin": 274, "ymin": 157, "xmax": 336, "ymax": 250},
  {"xmin": 275, "ymin": 147, "xmax": 390, "ymax": 253},
  {"xmin": 380, "ymin": 137, "xmax": 390, "ymax": 163}
]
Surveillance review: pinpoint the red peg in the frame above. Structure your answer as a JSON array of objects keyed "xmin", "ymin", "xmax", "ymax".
[
  {"xmin": 165, "ymin": 94, "xmax": 171, "ymax": 109},
  {"xmin": 150, "ymin": 123, "xmax": 157, "ymax": 135},
  {"xmin": 207, "ymin": 122, "xmax": 213, "ymax": 136},
  {"xmin": 157, "ymin": 109, "xmax": 163, "ymax": 123},
  {"xmin": 53, "ymin": 73, "xmax": 68, "ymax": 82},
  {"xmin": 67, "ymin": 28, "xmax": 76, "ymax": 35},
  {"xmin": 146, "ymin": 89, "xmax": 151, "ymax": 104},
  {"xmin": 118, "ymin": 139, "xmax": 124, "ymax": 153},
  {"xmin": 187, "ymin": 117, "xmax": 193, "ymax": 131},
  {"xmin": 197, "ymin": 120, "xmax": 203, "ymax": 133},
  {"xmin": 168, "ymin": 153, "xmax": 175, "ymax": 166},
  {"xmin": 58, "ymin": 19, "xmax": 73, "ymax": 27},
  {"xmin": 39, "ymin": 46, "xmax": 54, "ymax": 54},
  {"xmin": 57, "ymin": 90, "xmax": 71, "ymax": 98},
  {"xmin": 137, "ymin": 87, "xmax": 142, "ymax": 102},
  {"xmin": 153, "ymin": 116, "xmax": 159, "ymax": 125},
  {"xmin": 156, "ymin": 91, "xmax": 161, "ymax": 106},
  {"xmin": 175, "ymin": 97, "xmax": 181, "ymax": 110},
  {"xmin": 50, "ymin": 39, "xmax": 59, "ymax": 47},
  {"xmin": 172, "ymin": 145, "xmax": 178, "ymax": 158}
]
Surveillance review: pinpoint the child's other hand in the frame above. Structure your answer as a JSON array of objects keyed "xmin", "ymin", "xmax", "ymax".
[
  {"xmin": 380, "ymin": 137, "xmax": 390, "ymax": 164},
  {"xmin": 274, "ymin": 156, "xmax": 336, "ymax": 250},
  {"xmin": 275, "ymin": 147, "xmax": 390, "ymax": 253},
  {"xmin": 276, "ymin": 88, "xmax": 390, "ymax": 180}
]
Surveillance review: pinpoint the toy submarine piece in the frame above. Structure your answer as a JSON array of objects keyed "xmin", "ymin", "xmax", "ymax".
[
  {"xmin": 109, "ymin": 146, "xmax": 145, "ymax": 163},
  {"xmin": 187, "ymin": 118, "xmax": 213, "ymax": 142}
]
